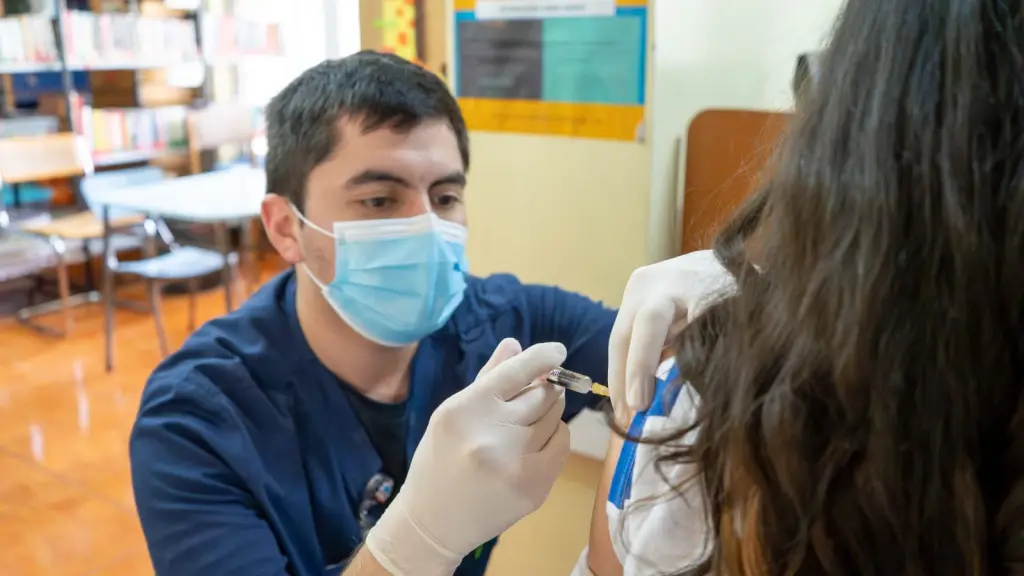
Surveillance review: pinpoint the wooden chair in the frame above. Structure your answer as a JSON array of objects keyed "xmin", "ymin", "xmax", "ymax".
[
  {"xmin": 681, "ymin": 109, "xmax": 792, "ymax": 254},
  {"xmin": 0, "ymin": 133, "xmax": 143, "ymax": 335}
]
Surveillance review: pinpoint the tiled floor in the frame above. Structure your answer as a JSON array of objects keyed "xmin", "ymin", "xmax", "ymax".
[{"xmin": 0, "ymin": 266, "xmax": 602, "ymax": 575}]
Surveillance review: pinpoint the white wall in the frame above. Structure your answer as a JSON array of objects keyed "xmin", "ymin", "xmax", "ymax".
[
  {"xmin": 234, "ymin": 0, "xmax": 361, "ymax": 107},
  {"xmin": 646, "ymin": 0, "xmax": 846, "ymax": 262},
  {"xmin": 324, "ymin": 0, "xmax": 362, "ymax": 60}
]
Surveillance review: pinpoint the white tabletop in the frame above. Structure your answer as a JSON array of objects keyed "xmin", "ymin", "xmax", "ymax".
[{"xmin": 90, "ymin": 166, "xmax": 266, "ymax": 223}]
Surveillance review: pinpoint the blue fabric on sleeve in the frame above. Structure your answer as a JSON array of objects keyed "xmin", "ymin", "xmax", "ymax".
[
  {"xmin": 608, "ymin": 362, "xmax": 681, "ymax": 510},
  {"xmin": 130, "ymin": 367, "xmax": 293, "ymax": 576},
  {"xmin": 523, "ymin": 284, "xmax": 616, "ymax": 420}
]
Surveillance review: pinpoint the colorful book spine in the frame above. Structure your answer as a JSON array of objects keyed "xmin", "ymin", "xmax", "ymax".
[{"xmin": 84, "ymin": 105, "xmax": 187, "ymax": 158}]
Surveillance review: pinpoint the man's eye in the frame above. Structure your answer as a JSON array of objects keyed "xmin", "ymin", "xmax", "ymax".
[
  {"xmin": 362, "ymin": 197, "xmax": 391, "ymax": 208},
  {"xmin": 433, "ymin": 194, "xmax": 459, "ymax": 207}
]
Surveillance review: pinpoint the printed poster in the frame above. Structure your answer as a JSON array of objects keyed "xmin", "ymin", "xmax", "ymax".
[{"xmin": 452, "ymin": 0, "xmax": 648, "ymax": 141}]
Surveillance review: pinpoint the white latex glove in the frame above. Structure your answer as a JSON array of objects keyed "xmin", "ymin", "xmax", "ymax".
[
  {"xmin": 364, "ymin": 339, "xmax": 571, "ymax": 576},
  {"xmin": 609, "ymin": 249, "xmax": 735, "ymax": 416}
]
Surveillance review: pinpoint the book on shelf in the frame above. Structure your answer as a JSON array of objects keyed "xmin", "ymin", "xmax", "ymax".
[
  {"xmin": 2, "ymin": 12, "xmax": 284, "ymax": 70},
  {"xmin": 0, "ymin": 14, "xmax": 60, "ymax": 65},
  {"xmin": 201, "ymin": 15, "xmax": 283, "ymax": 60},
  {"xmin": 0, "ymin": 11, "xmax": 201, "ymax": 70},
  {"xmin": 62, "ymin": 11, "xmax": 200, "ymax": 68},
  {"xmin": 80, "ymin": 104, "xmax": 187, "ymax": 162}
]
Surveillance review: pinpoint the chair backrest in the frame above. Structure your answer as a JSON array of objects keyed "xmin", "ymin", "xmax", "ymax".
[
  {"xmin": 0, "ymin": 132, "xmax": 93, "ymax": 187},
  {"xmin": 681, "ymin": 109, "xmax": 791, "ymax": 254},
  {"xmin": 187, "ymin": 102, "xmax": 260, "ymax": 174},
  {"xmin": 80, "ymin": 166, "xmax": 167, "ymax": 222}
]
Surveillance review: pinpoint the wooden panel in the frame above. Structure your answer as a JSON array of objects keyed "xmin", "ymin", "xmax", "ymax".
[
  {"xmin": 20, "ymin": 211, "xmax": 143, "ymax": 239},
  {"xmin": 138, "ymin": 84, "xmax": 195, "ymax": 108},
  {"xmin": 360, "ymin": 0, "xmax": 385, "ymax": 52},
  {"xmin": 90, "ymin": 0, "xmax": 128, "ymax": 10},
  {"xmin": 139, "ymin": 0, "xmax": 189, "ymax": 17},
  {"xmin": 0, "ymin": 133, "xmax": 91, "ymax": 184},
  {"xmin": 681, "ymin": 109, "xmax": 791, "ymax": 254},
  {"xmin": 422, "ymin": 0, "xmax": 446, "ymax": 74},
  {"xmin": 0, "ymin": 0, "xmax": 10, "ymax": 113},
  {"xmin": 150, "ymin": 153, "xmax": 190, "ymax": 175}
]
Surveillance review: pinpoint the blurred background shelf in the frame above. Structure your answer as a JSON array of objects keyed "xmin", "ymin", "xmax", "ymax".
[
  {"xmin": 0, "ymin": 0, "xmax": 283, "ymax": 178},
  {"xmin": 0, "ymin": 0, "xmax": 284, "ymax": 302}
]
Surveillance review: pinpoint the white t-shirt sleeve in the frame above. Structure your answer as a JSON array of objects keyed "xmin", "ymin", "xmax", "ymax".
[
  {"xmin": 605, "ymin": 360, "xmax": 710, "ymax": 575},
  {"xmin": 570, "ymin": 548, "xmax": 595, "ymax": 576}
]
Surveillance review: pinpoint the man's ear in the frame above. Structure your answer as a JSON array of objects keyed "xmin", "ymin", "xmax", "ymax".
[{"xmin": 261, "ymin": 194, "xmax": 303, "ymax": 264}]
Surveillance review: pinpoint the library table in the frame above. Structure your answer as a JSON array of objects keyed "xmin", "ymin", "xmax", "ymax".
[{"xmin": 89, "ymin": 166, "xmax": 266, "ymax": 366}]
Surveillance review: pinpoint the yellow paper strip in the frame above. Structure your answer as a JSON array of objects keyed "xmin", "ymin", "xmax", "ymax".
[{"xmin": 457, "ymin": 98, "xmax": 644, "ymax": 141}]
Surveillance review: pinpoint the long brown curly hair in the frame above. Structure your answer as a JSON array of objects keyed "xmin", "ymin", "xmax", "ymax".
[{"xmin": 652, "ymin": 0, "xmax": 1024, "ymax": 573}]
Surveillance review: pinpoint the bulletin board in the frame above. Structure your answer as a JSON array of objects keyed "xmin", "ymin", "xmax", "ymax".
[{"xmin": 452, "ymin": 0, "xmax": 648, "ymax": 141}]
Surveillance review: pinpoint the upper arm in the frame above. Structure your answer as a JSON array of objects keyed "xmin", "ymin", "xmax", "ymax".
[
  {"xmin": 130, "ymin": 374, "xmax": 289, "ymax": 576},
  {"xmin": 524, "ymin": 284, "xmax": 616, "ymax": 418},
  {"xmin": 587, "ymin": 433, "xmax": 625, "ymax": 576}
]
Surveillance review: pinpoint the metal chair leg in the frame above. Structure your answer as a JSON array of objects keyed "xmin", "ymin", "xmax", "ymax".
[
  {"xmin": 187, "ymin": 278, "xmax": 198, "ymax": 333},
  {"xmin": 104, "ymin": 266, "xmax": 115, "ymax": 372},
  {"xmin": 147, "ymin": 280, "xmax": 170, "ymax": 358},
  {"xmin": 52, "ymin": 237, "xmax": 72, "ymax": 337},
  {"xmin": 243, "ymin": 218, "xmax": 257, "ymax": 296},
  {"xmin": 215, "ymin": 222, "xmax": 234, "ymax": 313}
]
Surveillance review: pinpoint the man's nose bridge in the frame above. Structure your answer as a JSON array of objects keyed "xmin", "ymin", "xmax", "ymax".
[{"xmin": 399, "ymin": 191, "xmax": 432, "ymax": 218}]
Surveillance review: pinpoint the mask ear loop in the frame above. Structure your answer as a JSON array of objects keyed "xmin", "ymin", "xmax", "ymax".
[
  {"xmin": 291, "ymin": 203, "xmax": 335, "ymax": 238},
  {"xmin": 290, "ymin": 203, "xmax": 335, "ymax": 289}
]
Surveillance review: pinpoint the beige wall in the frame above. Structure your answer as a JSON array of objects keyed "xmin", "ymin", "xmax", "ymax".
[{"xmin": 465, "ymin": 134, "xmax": 650, "ymax": 307}]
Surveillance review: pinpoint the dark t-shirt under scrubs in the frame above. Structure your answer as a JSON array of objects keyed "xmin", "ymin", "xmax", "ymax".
[{"xmin": 129, "ymin": 269, "xmax": 615, "ymax": 576}]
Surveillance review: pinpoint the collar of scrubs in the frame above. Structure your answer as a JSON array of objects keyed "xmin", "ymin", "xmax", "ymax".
[{"xmin": 280, "ymin": 271, "xmax": 465, "ymax": 514}]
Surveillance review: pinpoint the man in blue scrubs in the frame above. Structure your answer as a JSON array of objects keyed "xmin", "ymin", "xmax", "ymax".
[{"xmin": 129, "ymin": 51, "xmax": 615, "ymax": 575}]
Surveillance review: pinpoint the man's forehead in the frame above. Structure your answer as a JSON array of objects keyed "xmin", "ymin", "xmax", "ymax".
[{"xmin": 331, "ymin": 116, "xmax": 459, "ymax": 155}]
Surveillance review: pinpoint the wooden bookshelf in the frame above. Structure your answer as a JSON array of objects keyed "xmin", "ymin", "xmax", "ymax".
[
  {"xmin": 0, "ymin": 0, "xmax": 8, "ymax": 113},
  {"xmin": 1, "ymin": 0, "xmax": 280, "ymax": 174}
]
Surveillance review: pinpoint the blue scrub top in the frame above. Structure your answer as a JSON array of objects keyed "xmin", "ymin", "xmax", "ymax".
[{"xmin": 130, "ymin": 270, "xmax": 616, "ymax": 576}]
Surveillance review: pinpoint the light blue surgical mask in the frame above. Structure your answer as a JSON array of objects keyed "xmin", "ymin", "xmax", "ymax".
[{"xmin": 294, "ymin": 208, "xmax": 470, "ymax": 347}]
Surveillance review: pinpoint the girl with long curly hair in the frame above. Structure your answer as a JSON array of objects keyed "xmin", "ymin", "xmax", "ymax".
[{"xmin": 580, "ymin": 0, "xmax": 1024, "ymax": 574}]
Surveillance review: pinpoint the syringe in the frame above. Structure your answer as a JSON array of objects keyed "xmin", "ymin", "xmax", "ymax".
[{"xmin": 546, "ymin": 367, "xmax": 610, "ymax": 396}]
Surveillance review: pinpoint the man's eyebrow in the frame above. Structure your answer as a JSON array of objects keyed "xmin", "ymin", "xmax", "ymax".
[
  {"xmin": 345, "ymin": 170, "xmax": 409, "ymax": 189},
  {"xmin": 430, "ymin": 172, "xmax": 466, "ymax": 188}
]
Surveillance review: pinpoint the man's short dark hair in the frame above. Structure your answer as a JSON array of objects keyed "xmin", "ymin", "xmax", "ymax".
[{"xmin": 265, "ymin": 51, "xmax": 470, "ymax": 209}]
